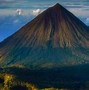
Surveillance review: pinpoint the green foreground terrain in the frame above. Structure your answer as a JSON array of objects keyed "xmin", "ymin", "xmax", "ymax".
[{"xmin": 0, "ymin": 64, "xmax": 89, "ymax": 90}]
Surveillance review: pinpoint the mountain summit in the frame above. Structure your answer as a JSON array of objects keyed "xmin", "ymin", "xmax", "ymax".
[{"xmin": 0, "ymin": 3, "xmax": 89, "ymax": 69}]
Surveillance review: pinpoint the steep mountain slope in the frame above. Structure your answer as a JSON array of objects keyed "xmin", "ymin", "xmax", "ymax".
[{"xmin": 0, "ymin": 3, "xmax": 89, "ymax": 69}]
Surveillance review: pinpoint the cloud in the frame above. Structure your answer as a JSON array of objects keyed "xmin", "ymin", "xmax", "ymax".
[
  {"xmin": 13, "ymin": 19, "xmax": 19, "ymax": 23},
  {"xmin": 86, "ymin": 18, "xmax": 89, "ymax": 22},
  {"xmin": 32, "ymin": 9, "xmax": 41, "ymax": 16},
  {"xmin": 68, "ymin": 8, "xmax": 89, "ymax": 17},
  {"xmin": 85, "ymin": 18, "xmax": 89, "ymax": 25},
  {"xmin": 0, "ymin": 8, "xmax": 44, "ymax": 17},
  {"xmin": 0, "ymin": 0, "xmax": 15, "ymax": 4},
  {"xmin": 16, "ymin": 9, "xmax": 23, "ymax": 15}
]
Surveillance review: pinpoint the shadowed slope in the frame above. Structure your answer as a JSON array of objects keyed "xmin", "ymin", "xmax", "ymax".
[{"xmin": 0, "ymin": 3, "xmax": 89, "ymax": 68}]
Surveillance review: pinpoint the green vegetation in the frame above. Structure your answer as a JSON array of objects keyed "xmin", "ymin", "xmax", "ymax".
[
  {"xmin": 0, "ymin": 74, "xmax": 66, "ymax": 90},
  {"xmin": 0, "ymin": 64, "xmax": 89, "ymax": 90},
  {"xmin": 0, "ymin": 73, "xmax": 37, "ymax": 90}
]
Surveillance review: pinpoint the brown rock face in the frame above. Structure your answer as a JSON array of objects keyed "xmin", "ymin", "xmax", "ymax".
[{"xmin": 0, "ymin": 3, "xmax": 89, "ymax": 69}]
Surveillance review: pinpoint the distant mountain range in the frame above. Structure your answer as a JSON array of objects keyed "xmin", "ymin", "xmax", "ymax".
[{"xmin": 0, "ymin": 3, "xmax": 89, "ymax": 69}]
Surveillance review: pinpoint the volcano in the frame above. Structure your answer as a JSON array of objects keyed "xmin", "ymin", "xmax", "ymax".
[{"xmin": 0, "ymin": 3, "xmax": 89, "ymax": 69}]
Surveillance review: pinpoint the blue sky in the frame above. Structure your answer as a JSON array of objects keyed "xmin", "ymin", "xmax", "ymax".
[{"xmin": 0, "ymin": 0, "xmax": 89, "ymax": 42}]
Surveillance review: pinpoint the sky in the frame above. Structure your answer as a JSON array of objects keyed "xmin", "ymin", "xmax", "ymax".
[{"xmin": 0, "ymin": 0, "xmax": 89, "ymax": 42}]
